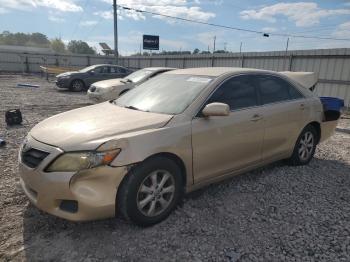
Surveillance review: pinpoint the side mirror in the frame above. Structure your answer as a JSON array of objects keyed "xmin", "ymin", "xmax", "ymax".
[
  {"xmin": 202, "ymin": 102, "xmax": 230, "ymax": 117},
  {"xmin": 89, "ymin": 70, "xmax": 95, "ymax": 75}
]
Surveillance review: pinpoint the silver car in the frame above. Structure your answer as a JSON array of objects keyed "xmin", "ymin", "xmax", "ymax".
[{"xmin": 87, "ymin": 67, "xmax": 176, "ymax": 102}]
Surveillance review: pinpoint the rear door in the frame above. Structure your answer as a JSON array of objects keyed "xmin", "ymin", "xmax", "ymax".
[
  {"xmin": 191, "ymin": 75, "xmax": 264, "ymax": 183},
  {"xmin": 256, "ymin": 75, "xmax": 306, "ymax": 161},
  {"xmin": 110, "ymin": 66, "xmax": 127, "ymax": 79}
]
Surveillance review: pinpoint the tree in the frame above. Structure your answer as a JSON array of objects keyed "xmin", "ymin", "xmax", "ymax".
[
  {"xmin": 0, "ymin": 31, "xmax": 29, "ymax": 45},
  {"xmin": 67, "ymin": 40, "xmax": 96, "ymax": 55},
  {"xmin": 193, "ymin": 48, "xmax": 200, "ymax": 54},
  {"xmin": 213, "ymin": 50, "xmax": 228, "ymax": 54},
  {"xmin": 51, "ymin": 38, "xmax": 66, "ymax": 53},
  {"xmin": 29, "ymin": 33, "xmax": 50, "ymax": 47},
  {"xmin": 0, "ymin": 31, "xmax": 49, "ymax": 47}
]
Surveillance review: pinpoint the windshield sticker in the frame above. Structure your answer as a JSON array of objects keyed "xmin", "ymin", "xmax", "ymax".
[{"xmin": 186, "ymin": 77, "xmax": 212, "ymax": 84}]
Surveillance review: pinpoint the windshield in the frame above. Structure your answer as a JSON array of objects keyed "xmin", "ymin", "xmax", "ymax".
[
  {"xmin": 114, "ymin": 74, "xmax": 213, "ymax": 115},
  {"xmin": 124, "ymin": 69, "xmax": 154, "ymax": 83},
  {"xmin": 79, "ymin": 65, "xmax": 97, "ymax": 73}
]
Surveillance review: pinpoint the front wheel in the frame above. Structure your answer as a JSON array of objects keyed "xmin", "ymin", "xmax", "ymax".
[
  {"xmin": 117, "ymin": 156, "xmax": 183, "ymax": 226},
  {"xmin": 288, "ymin": 125, "xmax": 317, "ymax": 166},
  {"xmin": 69, "ymin": 79, "xmax": 85, "ymax": 92}
]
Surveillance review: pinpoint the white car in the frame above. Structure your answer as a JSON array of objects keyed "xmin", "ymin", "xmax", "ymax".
[{"xmin": 87, "ymin": 67, "xmax": 176, "ymax": 102}]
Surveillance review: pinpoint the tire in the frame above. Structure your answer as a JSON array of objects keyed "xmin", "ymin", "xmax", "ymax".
[
  {"xmin": 69, "ymin": 79, "xmax": 85, "ymax": 92},
  {"xmin": 117, "ymin": 156, "xmax": 184, "ymax": 226},
  {"xmin": 288, "ymin": 125, "xmax": 318, "ymax": 166}
]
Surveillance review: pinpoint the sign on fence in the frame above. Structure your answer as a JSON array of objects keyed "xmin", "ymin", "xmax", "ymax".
[{"xmin": 143, "ymin": 35, "xmax": 159, "ymax": 50}]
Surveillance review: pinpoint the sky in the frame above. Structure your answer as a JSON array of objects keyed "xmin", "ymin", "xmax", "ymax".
[{"xmin": 0, "ymin": 0, "xmax": 349, "ymax": 55}]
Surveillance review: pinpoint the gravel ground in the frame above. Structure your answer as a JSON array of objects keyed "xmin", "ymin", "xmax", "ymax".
[{"xmin": 1, "ymin": 74, "xmax": 350, "ymax": 262}]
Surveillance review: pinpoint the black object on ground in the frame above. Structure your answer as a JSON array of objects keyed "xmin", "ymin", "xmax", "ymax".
[
  {"xmin": 0, "ymin": 138, "xmax": 5, "ymax": 147},
  {"xmin": 16, "ymin": 83, "xmax": 40, "ymax": 88},
  {"xmin": 5, "ymin": 109, "xmax": 23, "ymax": 126}
]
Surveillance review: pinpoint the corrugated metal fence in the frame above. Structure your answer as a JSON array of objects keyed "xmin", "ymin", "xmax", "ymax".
[{"xmin": 1, "ymin": 48, "xmax": 349, "ymax": 106}]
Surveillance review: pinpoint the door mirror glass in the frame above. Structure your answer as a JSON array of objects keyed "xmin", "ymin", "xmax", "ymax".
[{"xmin": 202, "ymin": 102, "xmax": 230, "ymax": 117}]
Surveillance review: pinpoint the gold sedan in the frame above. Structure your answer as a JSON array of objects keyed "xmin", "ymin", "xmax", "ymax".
[{"xmin": 18, "ymin": 67, "xmax": 338, "ymax": 226}]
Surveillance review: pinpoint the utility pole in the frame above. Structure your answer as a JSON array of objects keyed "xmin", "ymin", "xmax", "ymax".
[
  {"xmin": 240, "ymin": 42, "xmax": 243, "ymax": 68},
  {"xmin": 284, "ymin": 37, "xmax": 290, "ymax": 70},
  {"xmin": 224, "ymin": 42, "xmax": 227, "ymax": 52},
  {"xmin": 285, "ymin": 37, "xmax": 289, "ymax": 53},
  {"xmin": 213, "ymin": 36, "xmax": 216, "ymax": 52},
  {"xmin": 113, "ymin": 0, "xmax": 118, "ymax": 63}
]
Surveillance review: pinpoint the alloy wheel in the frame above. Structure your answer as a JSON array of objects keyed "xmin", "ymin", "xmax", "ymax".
[
  {"xmin": 136, "ymin": 170, "xmax": 175, "ymax": 217},
  {"xmin": 72, "ymin": 81, "xmax": 83, "ymax": 91},
  {"xmin": 298, "ymin": 131, "xmax": 314, "ymax": 161}
]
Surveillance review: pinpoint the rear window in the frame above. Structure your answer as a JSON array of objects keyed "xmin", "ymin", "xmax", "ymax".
[{"xmin": 257, "ymin": 75, "xmax": 303, "ymax": 104}]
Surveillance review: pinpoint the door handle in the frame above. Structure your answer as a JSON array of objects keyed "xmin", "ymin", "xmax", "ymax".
[
  {"xmin": 250, "ymin": 114, "xmax": 263, "ymax": 122},
  {"xmin": 299, "ymin": 103, "xmax": 305, "ymax": 110}
]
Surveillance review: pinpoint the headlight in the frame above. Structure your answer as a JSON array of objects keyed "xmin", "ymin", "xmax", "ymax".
[
  {"xmin": 58, "ymin": 75, "xmax": 70, "ymax": 79},
  {"xmin": 46, "ymin": 149, "xmax": 120, "ymax": 172}
]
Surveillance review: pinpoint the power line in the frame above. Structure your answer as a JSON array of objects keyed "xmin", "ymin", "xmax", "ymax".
[
  {"xmin": 70, "ymin": 0, "xmax": 90, "ymax": 40},
  {"xmin": 81, "ymin": 14, "xmax": 104, "ymax": 43},
  {"xmin": 117, "ymin": 4, "xmax": 350, "ymax": 41},
  {"xmin": 291, "ymin": 23, "xmax": 344, "ymax": 34}
]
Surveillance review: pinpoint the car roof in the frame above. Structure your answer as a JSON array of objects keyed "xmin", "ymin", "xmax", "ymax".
[
  {"xmin": 165, "ymin": 67, "xmax": 273, "ymax": 77},
  {"xmin": 143, "ymin": 67, "xmax": 177, "ymax": 71},
  {"xmin": 93, "ymin": 64, "xmax": 127, "ymax": 68}
]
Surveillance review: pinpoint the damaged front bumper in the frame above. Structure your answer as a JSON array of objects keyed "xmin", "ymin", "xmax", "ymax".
[{"xmin": 18, "ymin": 135, "xmax": 129, "ymax": 221}]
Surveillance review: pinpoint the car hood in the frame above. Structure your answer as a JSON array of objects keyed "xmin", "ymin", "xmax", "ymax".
[
  {"xmin": 30, "ymin": 102, "xmax": 173, "ymax": 151},
  {"xmin": 93, "ymin": 78, "xmax": 126, "ymax": 88},
  {"xmin": 57, "ymin": 71, "xmax": 80, "ymax": 77}
]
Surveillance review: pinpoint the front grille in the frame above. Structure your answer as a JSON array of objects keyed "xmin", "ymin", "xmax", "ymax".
[
  {"xmin": 21, "ymin": 148, "xmax": 49, "ymax": 168},
  {"xmin": 59, "ymin": 200, "xmax": 78, "ymax": 213}
]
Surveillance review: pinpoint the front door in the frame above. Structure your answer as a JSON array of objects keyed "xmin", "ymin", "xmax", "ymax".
[
  {"xmin": 87, "ymin": 66, "xmax": 110, "ymax": 85},
  {"xmin": 191, "ymin": 75, "xmax": 264, "ymax": 183}
]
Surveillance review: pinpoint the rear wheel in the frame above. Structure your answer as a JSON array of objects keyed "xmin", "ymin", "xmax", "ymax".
[
  {"xmin": 69, "ymin": 79, "xmax": 85, "ymax": 92},
  {"xmin": 117, "ymin": 156, "xmax": 183, "ymax": 226},
  {"xmin": 288, "ymin": 125, "xmax": 317, "ymax": 166}
]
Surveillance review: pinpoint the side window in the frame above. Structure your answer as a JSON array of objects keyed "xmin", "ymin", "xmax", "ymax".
[
  {"xmin": 101, "ymin": 66, "xmax": 110, "ymax": 74},
  {"xmin": 93, "ymin": 67, "xmax": 102, "ymax": 73},
  {"xmin": 288, "ymin": 82, "xmax": 304, "ymax": 99},
  {"xmin": 257, "ymin": 76, "xmax": 290, "ymax": 104},
  {"xmin": 110, "ymin": 67, "xmax": 118, "ymax": 73},
  {"xmin": 94, "ymin": 66, "xmax": 109, "ymax": 74},
  {"xmin": 118, "ymin": 67, "xmax": 127, "ymax": 74},
  {"xmin": 111, "ymin": 67, "xmax": 126, "ymax": 74},
  {"xmin": 207, "ymin": 75, "xmax": 258, "ymax": 110}
]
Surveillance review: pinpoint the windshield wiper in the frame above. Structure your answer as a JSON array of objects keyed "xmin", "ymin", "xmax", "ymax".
[
  {"xmin": 121, "ymin": 78, "xmax": 132, "ymax": 83},
  {"xmin": 124, "ymin": 105, "xmax": 149, "ymax": 112},
  {"xmin": 124, "ymin": 105, "xmax": 141, "ymax": 111}
]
